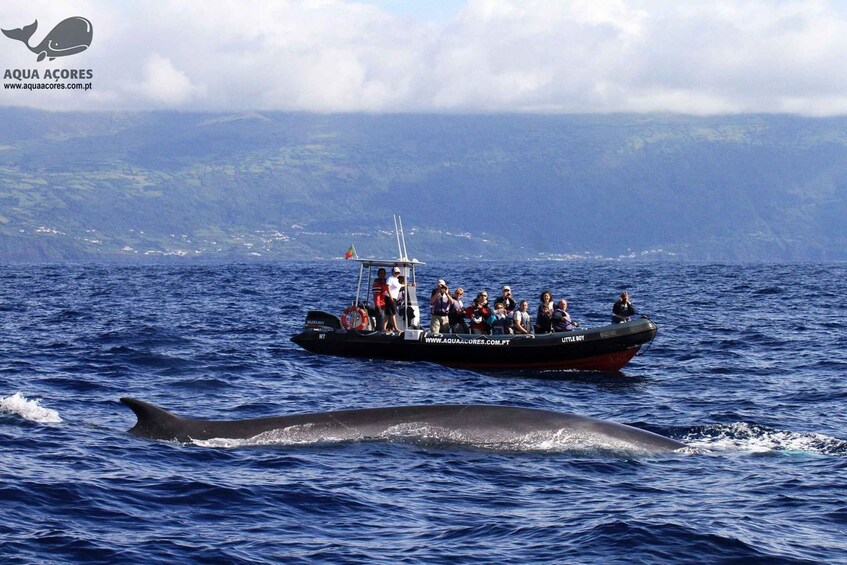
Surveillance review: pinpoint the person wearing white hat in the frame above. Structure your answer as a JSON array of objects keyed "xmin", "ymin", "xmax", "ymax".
[
  {"xmin": 383, "ymin": 266, "xmax": 402, "ymax": 332},
  {"xmin": 387, "ymin": 266, "xmax": 402, "ymax": 303},
  {"xmin": 495, "ymin": 285, "xmax": 516, "ymax": 314}
]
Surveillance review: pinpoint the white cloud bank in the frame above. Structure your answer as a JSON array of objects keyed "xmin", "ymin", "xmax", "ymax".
[{"xmin": 3, "ymin": 0, "xmax": 847, "ymax": 114}]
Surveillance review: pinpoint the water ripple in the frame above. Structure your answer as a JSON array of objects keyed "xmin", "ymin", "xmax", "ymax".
[{"xmin": 0, "ymin": 262, "xmax": 845, "ymax": 563}]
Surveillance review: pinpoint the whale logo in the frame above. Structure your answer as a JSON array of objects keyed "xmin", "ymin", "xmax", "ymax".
[{"xmin": 2, "ymin": 17, "xmax": 93, "ymax": 62}]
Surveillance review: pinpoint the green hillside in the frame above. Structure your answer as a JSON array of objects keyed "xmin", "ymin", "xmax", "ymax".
[{"xmin": 1, "ymin": 109, "xmax": 845, "ymax": 261}]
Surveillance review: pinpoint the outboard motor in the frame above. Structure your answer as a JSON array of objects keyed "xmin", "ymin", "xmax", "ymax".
[{"xmin": 304, "ymin": 310, "xmax": 342, "ymax": 330}]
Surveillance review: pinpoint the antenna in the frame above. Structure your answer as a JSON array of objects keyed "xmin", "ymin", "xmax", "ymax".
[
  {"xmin": 393, "ymin": 215, "xmax": 401, "ymax": 259},
  {"xmin": 399, "ymin": 216, "xmax": 409, "ymax": 260},
  {"xmin": 393, "ymin": 214, "xmax": 409, "ymax": 261}
]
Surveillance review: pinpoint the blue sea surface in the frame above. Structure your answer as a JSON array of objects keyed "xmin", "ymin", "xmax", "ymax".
[{"xmin": 1, "ymin": 261, "xmax": 846, "ymax": 563}]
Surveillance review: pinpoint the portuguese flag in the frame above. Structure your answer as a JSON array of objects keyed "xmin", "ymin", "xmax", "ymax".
[{"xmin": 344, "ymin": 244, "xmax": 356, "ymax": 260}]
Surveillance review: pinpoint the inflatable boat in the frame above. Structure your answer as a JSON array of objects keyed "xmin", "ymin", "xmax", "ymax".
[
  {"xmin": 290, "ymin": 217, "xmax": 656, "ymax": 371},
  {"xmin": 291, "ymin": 311, "xmax": 656, "ymax": 371}
]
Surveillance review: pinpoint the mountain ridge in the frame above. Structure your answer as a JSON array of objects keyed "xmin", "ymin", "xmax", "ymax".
[{"xmin": 1, "ymin": 109, "xmax": 845, "ymax": 261}]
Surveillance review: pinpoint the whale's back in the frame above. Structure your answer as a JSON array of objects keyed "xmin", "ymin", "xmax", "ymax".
[{"xmin": 121, "ymin": 399, "xmax": 686, "ymax": 452}]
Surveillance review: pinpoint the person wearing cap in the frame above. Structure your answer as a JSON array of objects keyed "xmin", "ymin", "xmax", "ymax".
[
  {"xmin": 429, "ymin": 279, "xmax": 454, "ymax": 334},
  {"xmin": 495, "ymin": 285, "xmax": 516, "ymax": 314},
  {"xmin": 381, "ymin": 266, "xmax": 401, "ymax": 332},
  {"xmin": 387, "ymin": 266, "xmax": 402, "ymax": 302}
]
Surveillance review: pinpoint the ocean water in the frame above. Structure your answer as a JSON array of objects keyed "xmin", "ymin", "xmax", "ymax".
[{"xmin": 0, "ymin": 261, "xmax": 845, "ymax": 564}]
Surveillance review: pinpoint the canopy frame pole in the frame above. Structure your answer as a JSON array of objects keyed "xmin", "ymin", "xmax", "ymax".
[
  {"xmin": 398, "ymin": 216, "xmax": 409, "ymax": 261},
  {"xmin": 354, "ymin": 263, "xmax": 364, "ymax": 308}
]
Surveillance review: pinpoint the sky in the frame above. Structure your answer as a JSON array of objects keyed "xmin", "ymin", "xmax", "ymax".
[{"xmin": 2, "ymin": 0, "xmax": 847, "ymax": 115}]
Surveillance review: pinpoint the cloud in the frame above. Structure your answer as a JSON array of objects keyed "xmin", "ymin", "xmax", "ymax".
[
  {"xmin": 134, "ymin": 54, "xmax": 204, "ymax": 106},
  {"xmin": 2, "ymin": 0, "xmax": 847, "ymax": 114}
]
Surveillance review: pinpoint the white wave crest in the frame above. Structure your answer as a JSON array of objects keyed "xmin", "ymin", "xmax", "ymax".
[
  {"xmin": 0, "ymin": 392, "xmax": 62, "ymax": 424},
  {"xmin": 685, "ymin": 422, "xmax": 847, "ymax": 456}
]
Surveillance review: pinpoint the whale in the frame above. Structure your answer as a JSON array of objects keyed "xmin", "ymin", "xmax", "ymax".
[
  {"xmin": 2, "ymin": 17, "xmax": 93, "ymax": 62},
  {"xmin": 121, "ymin": 398, "xmax": 687, "ymax": 453}
]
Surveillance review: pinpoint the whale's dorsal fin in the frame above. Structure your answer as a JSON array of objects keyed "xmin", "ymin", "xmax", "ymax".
[{"xmin": 121, "ymin": 397, "xmax": 189, "ymax": 441}]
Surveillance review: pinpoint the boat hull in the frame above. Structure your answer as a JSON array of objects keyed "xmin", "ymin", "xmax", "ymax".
[{"xmin": 291, "ymin": 314, "xmax": 657, "ymax": 372}]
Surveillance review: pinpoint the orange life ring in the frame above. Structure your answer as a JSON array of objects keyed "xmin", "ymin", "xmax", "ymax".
[{"xmin": 341, "ymin": 306, "xmax": 369, "ymax": 330}]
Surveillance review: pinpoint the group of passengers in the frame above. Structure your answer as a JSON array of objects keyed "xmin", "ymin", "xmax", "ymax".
[
  {"xmin": 429, "ymin": 284, "xmax": 582, "ymax": 336},
  {"xmin": 440, "ymin": 285, "xmax": 636, "ymax": 336},
  {"xmin": 372, "ymin": 266, "xmax": 636, "ymax": 335},
  {"xmin": 428, "ymin": 281, "xmax": 636, "ymax": 335}
]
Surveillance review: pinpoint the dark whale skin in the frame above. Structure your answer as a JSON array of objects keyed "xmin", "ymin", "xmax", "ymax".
[{"xmin": 121, "ymin": 397, "xmax": 686, "ymax": 452}]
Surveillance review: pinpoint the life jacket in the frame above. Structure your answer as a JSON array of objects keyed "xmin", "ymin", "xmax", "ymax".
[
  {"xmin": 432, "ymin": 292, "xmax": 451, "ymax": 315},
  {"xmin": 448, "ymin": 298, "xmax": 465, "ymax": 323},
  {"xmin": 372, "ymin": 279, "xmax": 388, "ymax": 308},
  {"xmin": 612, "ymin": 300, "xmax": 636, "ymax": 323},
  {"xmin": 513, "ymin": 310, "xmax": 531, "ymax": 332},
  {"xmin": 467, "ymin": 304, "xmax": 491, "ymax": 332},
  {"xmin": 552, "ymin": 308, "xmax": 575, "ymax": 331},
  {"xmin": 489, "ymin": 312, "xmax": 513, "ymax": 334}
]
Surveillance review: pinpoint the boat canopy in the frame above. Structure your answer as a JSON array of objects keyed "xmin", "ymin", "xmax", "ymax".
[{"xmin": 350, "ymin": 258, "xmax": 425, "ymax": 268}]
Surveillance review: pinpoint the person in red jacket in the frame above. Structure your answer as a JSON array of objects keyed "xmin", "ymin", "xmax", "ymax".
[
  {"xmin": 372, "ymin": 268, "xmax": 389, "ymax": 332},
  {"xmin": 466, "ymin": 291, "xmax": 492, "ymax": 334}
]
